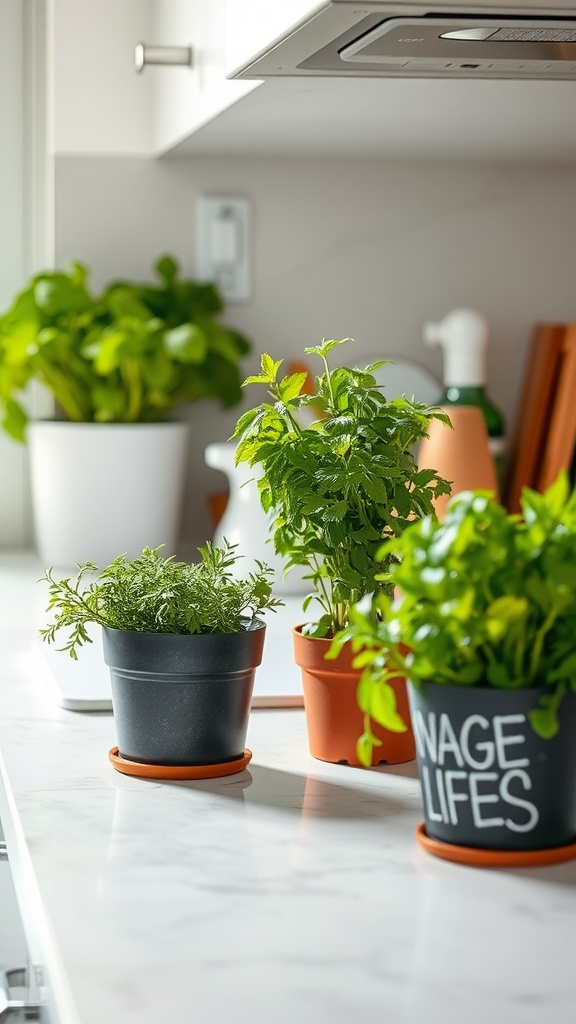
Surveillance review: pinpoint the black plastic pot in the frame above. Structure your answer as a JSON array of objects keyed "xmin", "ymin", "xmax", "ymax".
[
  {"xmin": 408, "ymin": 681, "xmax": 576, "ymax": 851},
  {"xmin": 102, "ymin": 622, "xmax": 266, "ymax": 766}
]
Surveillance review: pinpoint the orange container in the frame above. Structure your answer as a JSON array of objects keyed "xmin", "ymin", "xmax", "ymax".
[
  {"xmin": 417, "ymin": 405, "xmax": 499, "ymax": 518},
  {"xmin": 292, "ymin": 626, "xmax": 415, "ymax": 767}
]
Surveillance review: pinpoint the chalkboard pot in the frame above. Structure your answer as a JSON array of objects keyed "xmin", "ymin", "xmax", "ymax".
[
  {"xmin": 293, "ymin": 626, "xmax": 415, "ymax": 766},
  {"xmin": 102, "ymin": 622, "xmax": 266, "ymax": 774},
  {"xmin": 409, "ymin": 681, "xmax": 576, "ymax": 853}
]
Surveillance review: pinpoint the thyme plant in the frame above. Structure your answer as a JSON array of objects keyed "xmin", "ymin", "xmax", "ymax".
[
  {"xmin": 40, "ymin": 541, "xmax": 282, "ymax": 658},
  {"xmin": 232, "ymin": 337, "xmax": 451, "ymax": 637}
]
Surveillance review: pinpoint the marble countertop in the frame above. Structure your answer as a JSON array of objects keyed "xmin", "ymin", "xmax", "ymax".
[{"xmin": 1, "ymin": 550, "xmax": 576, "ymax": 1024}]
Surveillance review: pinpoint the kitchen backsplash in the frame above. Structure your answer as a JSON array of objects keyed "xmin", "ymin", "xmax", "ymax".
[{"xmin": 54, "ymin": 154, "xmax": 576, "ymax": 550}]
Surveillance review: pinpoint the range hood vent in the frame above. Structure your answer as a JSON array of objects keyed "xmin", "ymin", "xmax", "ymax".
[
  {"xmin": 232, "ymin": 5, "xmax": 576, "ymax": 81},
  {"xmin": 338, "ymin": 16, "xmax": 576, "ymax": 75}
]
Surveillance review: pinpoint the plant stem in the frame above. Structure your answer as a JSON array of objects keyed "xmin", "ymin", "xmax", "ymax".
[
  {"xmin": 121, "ymin": 358, "xmax": 143, "ymax": 421},
  {"xmin": 269, "ymin": 382, "xmax": 303, "ymax": 436},
  {"xmin": 36, "ymin": 359, "xmax": 90, "ymax": 421},
  {"xmin": 320, "ymin": 352, "xmax": 336, "ymax": 412},
  {"xmin": 309, "ymin": 554, "xmax": 333, "ymax": 622},
  {"xmin": 529, "ymin": 604, "xmax": 560, "ymax": 682}
]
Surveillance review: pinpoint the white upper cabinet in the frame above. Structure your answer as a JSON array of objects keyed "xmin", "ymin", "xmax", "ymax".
[
  {"xmin": 150, "ymin": 0, "xmax": 260, "ymax": 155},
  {"xmin": 51, "ymin": 0, "xmax": 576, "ymax": 161},
  {"xmin": 52, "ymin": 0, "xmax": 155, "ymax": 156},
  {"xmin": 51, "ymin": 0, "xmax": 270, "ymax": 158}
]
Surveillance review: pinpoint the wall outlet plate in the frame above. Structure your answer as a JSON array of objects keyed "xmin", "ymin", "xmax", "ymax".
[{"xmin": 196, "ymin": 195, "xmax": 251, "ymax": 303}]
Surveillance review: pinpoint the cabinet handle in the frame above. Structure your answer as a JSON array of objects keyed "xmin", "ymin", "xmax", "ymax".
[
  {"xmin": 135, "ymin": 44, "xmax": 193, "ymax": 73},
  {"xmin": 0, "ymin": 969, "xmax": 41, "ymax": 1021},
  {"xmin": 0, "ymin": 843, "xmax": 7, "ymax": 861}
]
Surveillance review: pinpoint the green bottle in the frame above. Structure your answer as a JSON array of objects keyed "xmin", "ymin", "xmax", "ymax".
[{"xmin": 424, "ymin": 309, "xmax": 507, "ymax": 494}]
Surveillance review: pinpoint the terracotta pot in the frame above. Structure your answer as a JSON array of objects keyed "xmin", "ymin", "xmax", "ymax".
[
  {"xmin": 417, "ymin": 405, "xmax": 499, "ymax": 518},
  {"xmin": 292, "ymin": 626, "xmax": 415, "ymax": 767}
]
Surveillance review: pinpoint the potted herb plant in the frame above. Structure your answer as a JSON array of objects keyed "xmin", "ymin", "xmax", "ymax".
[
  {"xmin": 40, "ymin": 541, "xmax": 281, "ymax": 778},
  {"xmin": 338, "ymin": 473, "xmax": 576, "ymax": 864},
  {"xmin": 231, "ymin": 337, "xmax": 451, "ymax": 766},
  {"xmin": 0, "ymin": 255, "xmax": 250, "ymax": 566}
]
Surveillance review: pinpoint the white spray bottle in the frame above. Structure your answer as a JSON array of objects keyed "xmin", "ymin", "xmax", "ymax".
[{"xmin": 424, "ymin": 309, "xmax": 506, "ymax": 489}]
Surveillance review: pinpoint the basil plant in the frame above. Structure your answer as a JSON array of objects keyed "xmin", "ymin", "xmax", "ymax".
[
  {"xmin": 337, "ymin": 472, "xmax": 576, "ymax": 765},
  {"xmin": 0, "ymin": 255, "xmax": 250, "ymax": 441}
]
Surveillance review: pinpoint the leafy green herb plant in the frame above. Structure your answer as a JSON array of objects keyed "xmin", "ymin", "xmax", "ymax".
[
  {"xmin": 231, "ymin": 337, "xmax": 451, "ymax": 638},
  {"xmin": 0, "ymin": 255, "xmax": 250, "ymax": 441},
  {"xmin": 336, "ymin": 472, "xmax": 576, "ymax": 765},
  {"xmin": 40, "ymin": 541, "xmax": 282, "ymax": 658}
]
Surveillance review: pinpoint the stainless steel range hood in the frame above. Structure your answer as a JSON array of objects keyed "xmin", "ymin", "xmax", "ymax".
[{"xmin": 230, "ymin": 2, "xmax": 576, "ymax": 80}]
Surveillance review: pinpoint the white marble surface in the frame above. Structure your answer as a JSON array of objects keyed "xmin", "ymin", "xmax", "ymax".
[{"xmin": 1, "ymin": 550, "xmax": 576, "ymax": 1024}]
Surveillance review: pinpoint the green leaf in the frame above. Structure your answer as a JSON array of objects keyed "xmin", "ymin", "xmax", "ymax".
[
  {"xmin": 303, "ymin": 615, "xmax": 332, "ymax": 638},
  {"xmin": 163, "ymin": 324, "xmax": 208, "ymax": 363},
  {"xmin": 230, "ymin": 407, "xmax": 263, "ymax": 440},
  {"xmin": 528, "ymin": 706, "xmax": 560, "ymax": 739},
  {"xmin": 361, "ymin": 474, "xmax": 390, "ymax": 503},
  {"xmin": 356, "ymin": 732, "xmax": 378, "ymax": 768},
  {"xmin": 367, "ymin": 678, "xmax": 408, "ymax": 732},
  {"xmin": 278, "ymin": 372, "xmax": 308, "ymax": 403},
  {"xmin": 92, "ymin": 330, "xmax": 129, "ymax": 374},
  {"xmin": 91, "ymin": 384, "xmax": 125, "ymax": 421},
  {"xmin": 304, "ymin": 338, "xmax": 352, "ymax": 360},
  {"xmin": 155, "ymin": 254, "xmax": 179, "ymax": 282},
  {"xmin": 1, "ymin": 397, "xmax": 27, "ymax": 442},
  {"xmin": 33, "ymin": 272, "xmax": 92, "ymax": 316},
  {"xmin": 105, "ymin": 287, "xmax": 153, "ymax": 322},
  {"xmin": 548, "ymin": 652, "xmax": 576, "ymax": 681},
  {"xmin": 253, "ymin": 353, "xmax": 282, "ymax": 383},
  {"xmin": 485, "ymin": 596, "xmax": 528, "ymax": 640},
  {"xmin": 541, "ymin": 469, "xmax": 570, "ymax": 517},
  {"xmin": 486, "ymin": 662, "xmax": 514, "ymax": 687},
  {"xmin": 350, "ymin": 649, "xmax": 377, "ymax": 669},
  {"xmin": 393, "ymin": 483, "xmax": 411, "ymax": 518},
  {"xmin": 243, "ymin": 373, "xmax": 272, "ymax": 386}
]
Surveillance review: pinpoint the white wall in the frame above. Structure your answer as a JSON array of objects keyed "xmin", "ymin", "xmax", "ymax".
[{"xmin": 55, "ymin": 154, "xmax": 576, "ymax": 550}]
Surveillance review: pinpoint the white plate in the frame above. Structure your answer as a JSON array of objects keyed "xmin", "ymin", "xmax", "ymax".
[
  {"xmin": 36, "ymin": 596, "xmax": 307, "ymax": 712},
  {"xmin": 355, "ymin": 354, "xmax": 442, "ymax": 406}
]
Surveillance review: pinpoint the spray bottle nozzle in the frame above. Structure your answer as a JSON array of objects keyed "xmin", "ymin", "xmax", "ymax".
[{"xmin": 423, "ymin": 309, "xmax": 488, "ymax": 388}]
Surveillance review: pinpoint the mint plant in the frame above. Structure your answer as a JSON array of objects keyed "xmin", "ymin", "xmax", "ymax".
[
  {"xmin": 337, "ymin": 472, "xmax": 576, "ymax": 764},
  {"xmin": 0, "ymin": 255, "xmax": 250, "ymax": 441},
  {"xmin": 232, "ymin": 338, "xmax": 451, "ymax": 638},
  {"xmin": 40, "ymin": 541, "xmax": 282, "ymax": 657}
]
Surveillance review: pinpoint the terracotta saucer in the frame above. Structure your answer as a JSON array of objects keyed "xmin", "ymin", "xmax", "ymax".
[
  {"xmin": 415, "ymin": 822, "xmax": 576, "ymax": 868},
  {"xmin": 108, "ymin": 747, "xmax": 252, "ymax": 780}
]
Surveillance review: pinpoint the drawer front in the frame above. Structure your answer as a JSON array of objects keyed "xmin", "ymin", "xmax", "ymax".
[{"xmin": 0, "ymin": 829, "xmax": 42, "ymax": 1022}]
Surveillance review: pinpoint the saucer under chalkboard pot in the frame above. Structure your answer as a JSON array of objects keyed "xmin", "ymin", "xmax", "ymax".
[{"xmin": 409, "ymin": 681, "xmax": 576, "ymax": 862}]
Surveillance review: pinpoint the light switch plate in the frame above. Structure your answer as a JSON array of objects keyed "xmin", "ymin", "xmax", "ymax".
[{"xmin": 196, "ymin": 195, "xmax": 251, "ymax": 303}]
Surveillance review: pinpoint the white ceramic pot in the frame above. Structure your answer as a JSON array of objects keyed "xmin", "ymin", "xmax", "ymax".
[
  {"xmin": 29, "ymin": 421, "xmax": 190, "ymax": 568},
  {"xmin": 205, "ymin": 441, "xmax": 308, "ymax": 595}
]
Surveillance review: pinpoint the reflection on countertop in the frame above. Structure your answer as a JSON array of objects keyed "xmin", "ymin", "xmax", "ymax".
[{"xmin": 0, "ymin": 551, "xmax": 575, "ymax": 1024}]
